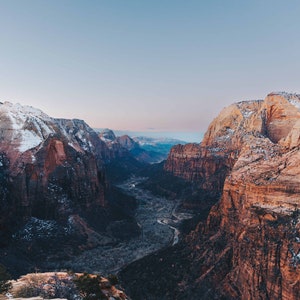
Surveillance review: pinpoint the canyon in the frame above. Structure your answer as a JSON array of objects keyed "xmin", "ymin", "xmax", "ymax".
[
  {"xmin": 2, "ymin": 92, "xmax": 300, "ymax": 299},
  {"xmin": 120, "ymin": 92, "xmax": 300, "ymax": 299},
  {"xmin": 0, "ymin": 102, "xmax": 140, "ymax": 276}
]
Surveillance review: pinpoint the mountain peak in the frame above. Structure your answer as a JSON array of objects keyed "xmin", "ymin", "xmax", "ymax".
[{"xmin": 99, "ymin": 128, "xmax": 117, "ymax": 142}]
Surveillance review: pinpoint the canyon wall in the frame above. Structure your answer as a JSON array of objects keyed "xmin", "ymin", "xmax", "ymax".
[
  {"xmin": 0, "ymin": 102, "xmax": 138, "ymax": 271},
  {"xmin": 158, "ymin": 92, "xmax": 300, "ymax": 299},
  {"xmin": 166, "ymin": 93, "xmax": 300, "ymax": 299}
]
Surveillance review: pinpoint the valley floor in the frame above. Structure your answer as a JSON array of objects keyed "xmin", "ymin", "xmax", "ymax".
[{"xmin": 54, "ymin": 177, "xmax": 191, "ymax": 275}]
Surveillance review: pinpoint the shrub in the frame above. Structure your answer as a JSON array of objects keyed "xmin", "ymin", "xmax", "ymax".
[
  {"xmin": 0, "ymin": 264, "xmax": 12, "ymax": 294},
  {"xmin": 14, "ymin": 273, "xmax": 79, "ymax": 299},
  {"xmin": 74, "ymin": 273, "xmax": 106, "ymax": 300},
  {"xmin": 107, "ymin": 274, "xmax": 119, "ymax": 285}
]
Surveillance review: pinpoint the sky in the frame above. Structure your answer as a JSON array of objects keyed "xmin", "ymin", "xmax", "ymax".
[{"xmin": 1, "ymin": 1, "xmax": 300, "ymax": 142}]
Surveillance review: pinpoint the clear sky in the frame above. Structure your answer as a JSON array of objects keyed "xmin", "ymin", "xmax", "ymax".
[{"xmin": 1, "ymin": 0, "xmax": 300, "ymax": 142}]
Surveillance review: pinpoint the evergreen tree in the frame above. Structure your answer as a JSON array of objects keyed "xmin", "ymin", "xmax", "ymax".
[
  {"xmin": 74, "ymin": 273, "xmax": 106, "ymax": 300},
  {"xmin": 0, "ymin": 264, "xmax": 11, "ymax": 294}
]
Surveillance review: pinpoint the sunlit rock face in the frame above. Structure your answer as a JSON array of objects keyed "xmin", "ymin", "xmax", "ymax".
[
  {"xmin": 164, "ymin": 98, "xmax": 263, "ymax": 192},
  {"xmin": 163, "ymin": 92, "xmax": 300, "ymax": 299}
]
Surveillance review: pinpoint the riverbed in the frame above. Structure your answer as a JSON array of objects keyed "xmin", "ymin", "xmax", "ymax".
[{"xmin": 59, "ymin": 176, "xmax": 191, "ymax": 274}]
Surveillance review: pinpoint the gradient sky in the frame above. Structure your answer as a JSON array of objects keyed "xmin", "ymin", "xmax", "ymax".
[{"xmin": 1, "ymin": 1, "xmax": 300, "ymax": 142}]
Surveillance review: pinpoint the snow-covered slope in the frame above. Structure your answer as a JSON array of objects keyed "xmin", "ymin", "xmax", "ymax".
[
  {"xmin": 0, "ymin": 102, "xmax": 109, "ymax": 168},
  {"xmin": 0, "ymin": 102, "xmax": 55, "ymax": 152}
]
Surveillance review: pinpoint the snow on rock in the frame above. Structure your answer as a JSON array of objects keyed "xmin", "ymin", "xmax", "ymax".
[
  {"xmin": 269, "ymin": 91, "xmax": 300, "ymax": 110},
  {"xmin": 235, "ymin": 100, "xmax": 262, "ymax": 119},
  {"xmin": 288, "ymin": 98, "xmax": 300, "ymax": 110},
  {"xmin": 0, "ymin": 102, "xmax": 104, "ymax": 158},
  {"xmin": 13, "ymin": 217, "xmax": 60, "ymax": 241},
  {"xmin": 0, "ymin": 102, "xmax": 55, "ymax": 152},
  {"xmin": 17, "ymin": 129, "xmax": 44, "ymax": 152}
]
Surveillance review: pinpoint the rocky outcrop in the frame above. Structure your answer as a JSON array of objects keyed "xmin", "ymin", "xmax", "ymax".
[
  {"xmin": 175, "ymin": 92, "xmax": 300, "ymax": 299},
  {"xmin": 99, "ymin": 129, "xmax": 158, "ymax": 164},
  {"xmin": 164, "ymin": 99, "xmax": 265, "ymax": 193},
  {"xmin": 99, "ymin": 129, "xmax": 130, "ymax": 160},
  {"xmin": 116, "ymin": 135, "xmax": 138, "ymax": 151},
  {"xmin": 0, "ymin": 102, "xmax": 139, "ymax": 271},
  {"xmin": 9, "ymin": 272, "xmax": 129, "ymax": 300},
  {"xmin": 122, "ymin": 92, "xmax": 300, "ymax": 299},
  {"xmin": 0, "ymin": 102, "xmax": 109, "ymax": 224}
]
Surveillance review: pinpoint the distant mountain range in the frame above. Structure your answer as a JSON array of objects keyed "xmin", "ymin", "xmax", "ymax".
[
  {"xmin": 95, "ymin": 128, "xmax": 203, "ymax": 143},
  {"xmin": 97, "ymin": 128, "xmax": 187, "ymax": 164}
]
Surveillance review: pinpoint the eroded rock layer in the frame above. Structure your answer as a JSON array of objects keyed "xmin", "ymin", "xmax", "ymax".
[
  {"xmin": 0, "ymin": 102, "xmax": 135, "ymax": 269},
  {"xmin": 150, "ymin": 92, "xmax": 300, "ymax": 299}
]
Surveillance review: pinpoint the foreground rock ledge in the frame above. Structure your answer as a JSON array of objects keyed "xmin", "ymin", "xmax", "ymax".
[{"xmin": 3, "ymin": 272, "xmax": 128, "ymax": 300}]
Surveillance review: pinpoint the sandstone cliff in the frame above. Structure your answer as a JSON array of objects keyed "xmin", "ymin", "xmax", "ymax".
[
  {"xmin": 121, "ymin": 92, "xmax": 300, "ymax": 299},
  {"xmin": 172, "ymin": 92, "xmax": 300, "ymax": 299},
  {"xmin": 0, "ymin": 102, "xmax": 138, "ymax": 273}
]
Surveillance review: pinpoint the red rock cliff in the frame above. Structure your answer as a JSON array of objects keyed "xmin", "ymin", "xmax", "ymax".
[
  {"xmin": 164, "ymin": 99, "xmax": 263, "ymax": 191},
  {"xmin": 0, "ymin": 102, "xmax": 112, "ymax": 253},
  {"xmin": 165, "ymin": 92, "xmax": 300, "ymax": 299}
]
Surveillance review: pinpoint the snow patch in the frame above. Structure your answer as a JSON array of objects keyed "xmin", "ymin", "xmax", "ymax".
[
  {"xmin": 18, "ymin": 129, "xmax": 43, "ymax": 152},
  {"xmin": 13, "ymin": 217, "xmax": 59, "ymax": 241},
  {"xmin": 289, "ymin": 98, "xmax": 300, "ymax": 110},
  {"xmin": 1, "ymin": 102, "xmax": 55, "ymax": 152},
  {"xmin": 242, "ymin": 110, "xmax": 254, "ymax": 118},
  {"xmin": 270, "ymin": 92, "xmax": 300, "ymax": 110}
]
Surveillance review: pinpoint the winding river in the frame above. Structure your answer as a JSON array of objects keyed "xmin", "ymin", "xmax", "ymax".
[{"xmin": 62, "ymin": 176, "xmax": 192, "ymax": 274}]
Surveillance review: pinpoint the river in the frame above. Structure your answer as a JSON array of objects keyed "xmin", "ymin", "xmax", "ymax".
[{"xmin": 60, "ymin": 176, "xmax": 192, "ymax": 274}]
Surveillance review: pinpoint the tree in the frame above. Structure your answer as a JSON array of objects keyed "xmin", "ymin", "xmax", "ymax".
[
  {"xmin": 74, "ymin": 273, "xmax": 106, "ymax": 300},
  {"xmin": 0, "ymin": 264, "xmax": 11, "ymax": 294},
  {"xmin": 107, "ymin": 274, "xmax": 119, "ymax": 285}
]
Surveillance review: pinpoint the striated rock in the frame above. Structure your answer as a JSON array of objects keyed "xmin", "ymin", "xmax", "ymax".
[
  {"xmin": 208, "ymin": 136, "xmax": 300, "ymax": 299},
  {"xmin": 0, "ymin": 102, "xmax": 109, "ymax": 223},
  {"xmin": 123, "ymin": 92, "xmax": 300, "ymax": 299},
  {"xmin": 164, "ymin": 99, "xmax": 263, "ymax": 193},
  {"xmin": 173, "ymin": 92, "xmax": 300, "ymax": 299},
  {"xmin": 0, "ymin": 102, "xmax": 139, "ymax": 270},
  {"xmin": 263, "ymin": 92, "xmax": 300, "ymax": 145}
]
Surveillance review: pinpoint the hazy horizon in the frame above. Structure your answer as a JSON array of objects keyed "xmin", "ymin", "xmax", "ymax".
[
  {"xmin": 1, "ymin": 1, "xmax": 300, "ymax": 133},
  {"xmin": 97, "ymin": 128, "xmax": 203, "ymax": 143}
]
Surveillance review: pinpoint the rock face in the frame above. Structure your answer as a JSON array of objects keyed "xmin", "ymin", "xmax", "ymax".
[
  {"xmin": 99, "ymin": 129, "xmax": 159, "ymax": 164},
  {"xmin": 122, "ymin": 92, "xmax": 300, "ymax": 299},
  {"xmin": 99, "ymin": 129, "xmax": 142, "ymax": 160},
  {"xmin": 0, "ymin": 102, "xmax": 138, "ymax": 271},
  {"xmin": 9, "ymin": 272, "xmax": 129, "ymax": 300},
  {"xmin": 164, "ymin": 99, "xmax": 263, "ymax": 192},
  {"xmin": 0, "ymin": 102, "xmax": 109, "ymax": 221},
  {"xmin": 117, "ymin": 135, "xmax": 138, "ymax": 151},
  {"xmin": 99, "ymin": 129, "xmax": 130, "ymax": 159}
]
